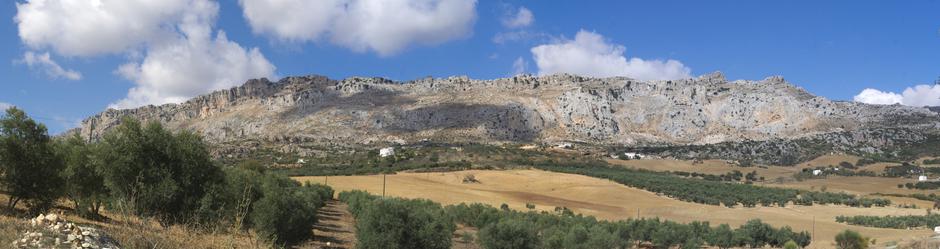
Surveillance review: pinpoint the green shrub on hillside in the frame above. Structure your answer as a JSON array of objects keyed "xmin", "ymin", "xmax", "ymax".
[{"xmin": 835, "ymin": 230, "xmax": 869, "ymax": 249}]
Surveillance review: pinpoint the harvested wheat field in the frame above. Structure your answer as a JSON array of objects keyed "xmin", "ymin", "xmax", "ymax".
[
  {"xmin": 606, "ymin": 158, "xmax": 800, "ymax": 180},
  {"xmin": 296, "ymin": 169, "xmax": 934, "ymax": 248}
]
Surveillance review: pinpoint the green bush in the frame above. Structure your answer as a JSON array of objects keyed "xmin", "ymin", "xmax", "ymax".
[
  {"xmin": 478, "ymin": 219, "xmax": 539, "ymax": 249},
  {"xmin": 250, "ymin": 174, "xmax": 331, "ymax": 245},
  {"xmin": 0, "ymin": 107, "xmax": 63, "ymax": 214},
  {"xmin": 835, "ymin": 230, "xmax": 869, "ymax": 249},
  {"xmin": 351, "ymin": 197, "xmax": 455, "ymax": 249}
]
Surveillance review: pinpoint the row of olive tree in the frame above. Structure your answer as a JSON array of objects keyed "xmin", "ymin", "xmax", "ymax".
[
  {"xmin": 339, "ymin": 190, "xmax": 455, "ymax": 249},
  {"xmin": 528, "ymin": 159, "xmax": 891, "ymax": 208},
  {"xmin": 339, "ymin": 190, "xmax": 813, "ymax": 249},
  {"xmin": 0, "ymin": 108, "xmax": 331, "ymax": 245}
]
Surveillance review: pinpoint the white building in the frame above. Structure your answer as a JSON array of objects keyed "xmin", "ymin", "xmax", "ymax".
[
  {"xmin": 379, "ymin": 147, "xmax": 396, "ymax": 157},
  {"xmin": 623, "ymin": 152, "xmax": 645, "ymax": 159},
  {"xmin": 919, "ymin": 175, "xmax": 929, "ymax": 182},
  {"xmin": 555, "ymin": 143, "xmax": 573, "ymax": 149},
  {"xmin": 296, "ymin": 158, "xmax": 306, "ymax": 164},
  {"xmin": 812, "ymin": 169, "xmax": 823, "ymax": 176}
]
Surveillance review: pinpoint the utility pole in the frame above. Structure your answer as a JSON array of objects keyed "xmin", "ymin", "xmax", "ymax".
[
  {"xmin": 382, "ymin": 174, "xmax": 387, "ymax": 197},
  {"xmin": 812, "ymin": 215, "xmax": 816, "ymax": 249},
  {"xmin": 324, "ymin": 175, "xmax": 328, "ymax": 185}
]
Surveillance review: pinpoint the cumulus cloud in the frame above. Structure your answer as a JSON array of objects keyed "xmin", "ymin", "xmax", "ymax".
[
  {"xmin": 112, "ymin": 31, "xmax": 275, "ymax": 109},
  {"xmin": 15, "ymin": 1, "xmax": 195, "ymax": 57},
  {"xmin": 0, "ymin": 102, "xmax": 12, "ymax": 111},
  {"xmin": 110, "ymin": 1, "xmax": 274, "ymax": 109},
  {"xmin": 530, "ymin": 30, "xmax": 691, "ymax": 81},
  {"xmin": 502, "ymin": 7, "xmax": 533, "ymax": 28},
  {"xmin": 18, "ymin": 51, "xmax": 82, "ymax": 80},
  {"xmin": 239, "ymin": 0, "xmax": 477, "ymax": 56},
  {"xmin": 511, "ymin": 57, "xmax": 528, "ymax": 76},
  {"xmin": 15, "ymin": 0, "xmax": 276, "ymax": 109},
  {"xmin": 854, "ymin": 85, "xmax": 940, "ymax": 107}
]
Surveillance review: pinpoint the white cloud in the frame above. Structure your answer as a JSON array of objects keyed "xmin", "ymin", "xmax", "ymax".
[
  {"xmin": 502, "ymin": 7, "xmax": 533, "ymax": 28},
  {"xmin": 530, "ymin": 30, "xmax": 691, "ymax": 81},
  {"xmin": 15, "ymin": 0, "xmax": 277, "ymax": 109},
  {"xmin": 239, "ymin": 0, "xmax": 478, "ymax": 56},
  {"xmin": 511, "ymin": 57, "xmax": 528, "ymax": 76},
  {"xmin": 18, "ymin": 51, "xmax": 82, "ymax": 80},
  {"xmin": 853, "ymin": 88, "xmax": 903, "ymax": 105},
  {"xmin": 110, "ymin": 3, "xmax": 275, "ymax": 109},
  {"xmin": 0, "ymin": 102, "xmax": 12, "ymax": 111},
  {"xmin": 854, "ymin": 85, "xmax": 940, "ymax": 107},
  {"xmin": 15, "ymin": 0, "xmax": 196, "ymax": 57}
]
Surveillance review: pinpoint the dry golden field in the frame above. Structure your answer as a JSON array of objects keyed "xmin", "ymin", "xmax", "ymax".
[
  {"xmin": 609, "ymin": 155, "xmax": 937, "ymax": 208},
  {"xmin": 295, "ymin": 169, "xmax": 936, "ymax": 248}
]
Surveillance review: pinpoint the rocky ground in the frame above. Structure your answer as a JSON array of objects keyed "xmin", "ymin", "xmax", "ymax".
[{"xmin": 11, "ymin": 214, "xmax": 120, "ymax": 249}]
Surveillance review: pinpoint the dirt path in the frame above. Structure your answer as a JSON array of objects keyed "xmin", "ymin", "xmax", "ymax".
[{"xmin": 301, "ymin": 200, "xmax": 357, "ymax": 249}]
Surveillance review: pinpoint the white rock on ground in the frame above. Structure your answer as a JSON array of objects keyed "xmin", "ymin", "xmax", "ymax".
[{"xmin": 11, "ymin": 213, "xmax": 121, "ymax": 249}]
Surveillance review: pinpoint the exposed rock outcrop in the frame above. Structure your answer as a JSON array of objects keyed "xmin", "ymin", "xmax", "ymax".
[{"xmin": 70, "ymin": 72, "xmax": 940, "ymax": 158}]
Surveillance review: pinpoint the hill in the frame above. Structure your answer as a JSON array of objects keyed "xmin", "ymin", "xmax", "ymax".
[{"xmin": 70, "ymin": 72, "xmax": 940, "ymax": 161}]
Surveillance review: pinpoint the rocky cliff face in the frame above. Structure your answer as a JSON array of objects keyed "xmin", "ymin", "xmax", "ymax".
[{"xmin": 72, "ymin": 72, "xmax": 940, "ymax": 157}]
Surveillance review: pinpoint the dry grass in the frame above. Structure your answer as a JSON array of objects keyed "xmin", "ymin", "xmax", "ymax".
[
  {"xmin": 0, "ymin": 193, "xmax": 269, "ymax": 249},
  {"xmin": 0, "ymin": 215, "xmax": 28, "ymax": 247},
  {"xmin": 296, "ymin": 169, "xmax": 935, "ymax": 249}
]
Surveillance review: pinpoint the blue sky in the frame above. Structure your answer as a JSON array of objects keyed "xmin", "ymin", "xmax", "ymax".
[{"xmin": 1, "ymin": 1, "xmax": 939, "ymax": 133}]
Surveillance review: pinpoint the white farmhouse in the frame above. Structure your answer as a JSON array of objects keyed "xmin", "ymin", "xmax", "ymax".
[
  {"xmin": 555, "ymin": 143, "xmax": 573, "ymax": 149},
  {"xmin": 919, "ymin": 175, "xmax": 929, "ymax": 182},
  {"xmin": 812, "ymin": 169, "xmax": 823, "ymax": 176},
  {"xmin": 296, "ymin": 158, "xmax": 306, "ymax": 164},
  {"xmin": 379, "ymin": 147, "xmax": 396, "ymax": 157},
  {"xmin": 624, "ymin": 152, "xmax": 645, "ymax": 159}
]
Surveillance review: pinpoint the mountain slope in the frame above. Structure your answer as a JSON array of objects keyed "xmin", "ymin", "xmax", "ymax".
[{"xmin": 73, "ymin": 72, "xmax": 940, "ymax": 157}]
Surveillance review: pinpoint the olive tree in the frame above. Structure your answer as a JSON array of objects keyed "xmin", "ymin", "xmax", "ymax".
[
  {"xmin": 56, "ymin": 134, "xmax": 108, "ymax": 218},
  {"xmin": 0, "ymin": 107, "xmax": 63, "ymax": 214},
  {"xmin": 97, "ymin": 118, "xmax": 223, "ymax": 225}
]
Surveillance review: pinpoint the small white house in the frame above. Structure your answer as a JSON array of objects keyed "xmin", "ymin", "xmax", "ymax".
[
  {"xmin": 934, "ymin": 226, "xmax": 940, "ymax": 234},
  {"xmin": 555, "ymin": 143, "xmax": 573, "ymax": 149},
  {"xmin": 379, "ymin": 147, "xmax": 396, "ymax": 157},
  {"xmin": 812, "ymin": 169, "xmax": 823, "ymax": 176},
  {"xmin": 296, "ymin": 158, "xmax": 306, "ymax": 164},
  {"xmin": 624, "ymin": 152, "xmax": 645, "ymax": 159},
  {"xmin": 919, "ymin": 175, "xmax": 929, "ymax": 182}
]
